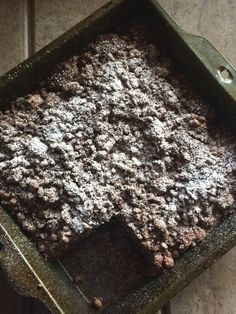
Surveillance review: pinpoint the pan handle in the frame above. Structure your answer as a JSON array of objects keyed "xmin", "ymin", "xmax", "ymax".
[
  {"xmin": 149, "ymin": 0, "xmax": 236, "ymax": 103},
  {"xmin": 182, "ymin": 31, "xmax": 236, "ymax": 100}
]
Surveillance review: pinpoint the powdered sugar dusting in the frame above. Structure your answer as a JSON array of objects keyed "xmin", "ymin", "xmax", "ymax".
[{"xmin": 0, "ymin": 24, "xmax": 236, "ymax": 270}]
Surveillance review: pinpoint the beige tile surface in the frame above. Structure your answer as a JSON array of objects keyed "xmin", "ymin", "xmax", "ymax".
[
  {"xmin": 170, "ymin": 248, "xmax": 236, "ymax": 314},
  {"xmin": 0, "ymin": 0, "xmax": 27, "ymax": 75},
  {"xmin": 34, "ymin": 0, "xmax": 109, "ymax": 51}
]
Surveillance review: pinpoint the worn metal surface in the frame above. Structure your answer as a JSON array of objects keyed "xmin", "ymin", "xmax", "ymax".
[
  {"xmin": 0, "ymin": 206, "xmax": 93, "ymax": 314},
  {"xmin": 0, "ymin": 0, "xmax": 236, "ymax": 313}
]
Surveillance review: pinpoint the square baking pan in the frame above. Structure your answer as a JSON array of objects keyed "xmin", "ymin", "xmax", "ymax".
[{"xmin": 1, "ymin": 0, "xmax": 236, "ymax": 313}]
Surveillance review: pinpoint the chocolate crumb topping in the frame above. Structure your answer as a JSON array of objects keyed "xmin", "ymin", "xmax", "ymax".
[{"xmin": 0, "ymin": 24, "xmax": 236, "ymax": 270}]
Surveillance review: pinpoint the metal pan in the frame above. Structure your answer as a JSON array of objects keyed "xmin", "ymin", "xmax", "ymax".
[{"xmin": 0, "ymin": 0, "xmax": 236, "ymax": 313}]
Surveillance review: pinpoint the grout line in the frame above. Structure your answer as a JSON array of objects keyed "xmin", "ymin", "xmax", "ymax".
[
  {"xmin": 24, "ymin": 0, "xmax": 35, "ymax": 57},
  {"xmin": 161, "ymin": 301, "xmax": 172, "ymax": 314},
  {"xmin": 23, "ymin": 0, "xmax": 28, "ymax": 59}
]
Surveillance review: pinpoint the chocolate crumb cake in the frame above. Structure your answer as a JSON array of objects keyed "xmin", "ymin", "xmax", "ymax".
[{"xmin": 0, "ymin": 24, "xmax": 236, "ymax": 270}]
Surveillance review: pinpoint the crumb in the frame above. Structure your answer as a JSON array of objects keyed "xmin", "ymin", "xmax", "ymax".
[{"xmin": 93, "ymin": 297, "xmax": 103, "ymax": 309}]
